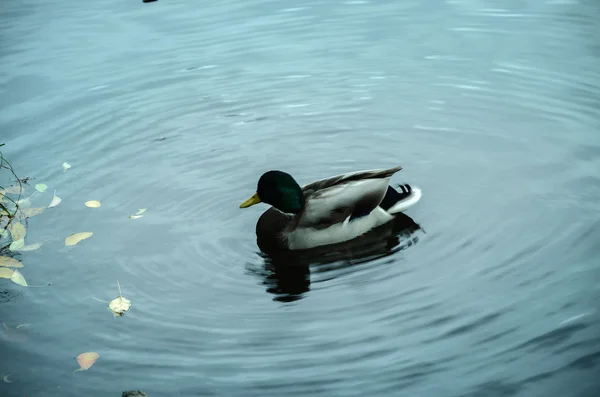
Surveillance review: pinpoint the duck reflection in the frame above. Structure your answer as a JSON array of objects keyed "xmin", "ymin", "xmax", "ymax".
[{"xmin": 254, "ymin": 212, "xmax": 422, "ymax": 302}]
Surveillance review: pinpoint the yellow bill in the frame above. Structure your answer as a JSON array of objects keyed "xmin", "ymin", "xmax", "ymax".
[{"xmin": 240, "ymin": 192, "xmax": 261, "ymax": 208}]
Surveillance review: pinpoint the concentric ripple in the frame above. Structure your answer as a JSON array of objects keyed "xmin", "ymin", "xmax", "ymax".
[{"xmin": 1, "ymin": 0, "xmax": 599, "ymax": 396}]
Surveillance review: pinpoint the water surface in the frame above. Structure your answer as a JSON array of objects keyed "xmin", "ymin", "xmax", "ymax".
[{"xmin": 1, "ymin": 0, "xmax": 599, "ymax": 396}]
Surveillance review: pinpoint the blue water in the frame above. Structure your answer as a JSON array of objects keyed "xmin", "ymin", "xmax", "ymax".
[{"xmin": 1, "ymin": 0, "xmax": 599, "ymax": 396}]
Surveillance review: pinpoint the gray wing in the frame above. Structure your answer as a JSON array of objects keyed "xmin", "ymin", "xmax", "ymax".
[
  {"xmin": 297, "ymin": 166, "xmax": 403, "ymax": 229},
  {"xmin": 301, "ymin": 166, "xmax": 402, "ymax": 194}
]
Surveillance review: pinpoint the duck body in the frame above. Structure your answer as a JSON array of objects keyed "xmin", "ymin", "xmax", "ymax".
[{"xmin": 240, "ymin": 166, "xmax": 422, "ymax": 253}]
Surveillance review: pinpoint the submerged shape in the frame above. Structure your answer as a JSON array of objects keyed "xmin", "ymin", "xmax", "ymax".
[
  {"xmin": 62, "ymin": 162, "xmax": 71, "ymax": 171},
  {"xmin": 0, "ymin": 256, "xmax": 24, "ymax": 268},
  {"xmin": 65, "ymin": 232, "xmax": 93, "ymax": 246},
  {"xmin": 3, "ymin": 185, "xmax": 23, "ymax": 195},
  {"xmin": 122, "ymin": 392, "xmax": 148, "ymax": 397},
  {"xmin": 0, "ymin": 267, "xmax": 14, "ymax": 278},
  {"xmin": 10, "ymin": 269, "xmax": 27, "ymax": 286},
  {"xmin": 9, "ymin": 222, "xmax": 26, "ymax": 241},
  {"xmin": 35, "ymin": 183, "xmax": 47, "ymax": 193},
  {"xmin": 20, "ymin": 207, "xmax": 46, "ymax": 218},
  {"xmin": 76, "ymin": 352, "xmax": 99, "ymax": 371},
  {"xmin": 85, "ymin": 200, "xmax": 101, "ymax": 208}
]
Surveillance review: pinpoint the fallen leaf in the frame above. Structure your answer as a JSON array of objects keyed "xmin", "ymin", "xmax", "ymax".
[
  {"xmin": 62, "ymin": 162, "xmax": 71, "ymax": 171},
  {"xmin": 85, "ymin": 200, "xmax": 101, "ymax": 208},
  {"xmin": 15, "ymin": 243, "xmax": 42, "ymax": 252},
  {"xmin": 65, "ymin": 232, "xmax": 93, "ymax": 246},
  {"xmin": 76, "ymin": 352, "xmax": 99, "ymax": 371},
  {"xmin": 0, "ymin": 268, "xmax": 14, "ymax": 278},
  {"xmin": 108, "ymin": 280, "xmax": 131, "ymax": 316},
  {"xmin": 48, "ymin": 191, "xmax": 61, "ymax": 208},
  {"xmin": 2, "ymin": 374, "xmax": 12, "ymax": 383},
  {"xmin": 10, "ymin": 222, "xmax": 26, "ymax": 241},
  {"xmin": 0, "ymin": 256, "xmax": 24, "ymax": 268},
  {"xmin": 136, "ymin": 208, "xmax": 147, "ymax": 215},
  {"xmin": 0, "ymin": 229, "xmax": 8, "ymax": 238},
  {"xmin": 15, "ymin": 323, "xmax": 31, "ymax": 329},
  {"xmin": 129, "ymin": 215, "xmax": 143, "ymax": 219},
  {"xmin": 9, "ymin": 239, "xmax": 25, "ymax": 252},
  {"xmin": 19, "ymin": 207, "xmax": 45, "ymax": 218},
  {"xmin": 35, "ymin": 184, "xmax": 47, "ymax": 193},
  {"xmin": 10, "ymin": 269, "xmax": 27, "ymax": 286}
]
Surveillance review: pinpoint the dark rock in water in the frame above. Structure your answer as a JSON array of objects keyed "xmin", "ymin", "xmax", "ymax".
[{"xmin": 122, "ymin": 391, "xmax": 148, "ymax": 397}]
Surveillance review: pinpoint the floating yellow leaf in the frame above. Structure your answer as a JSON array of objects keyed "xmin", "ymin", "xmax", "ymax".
[
  {"xmin": 48, "ymin": 191, "xmax": 61, "ymax": 208},
  {"xmin": 19, "ymin": 207, "xmax": 45, "ymax": 218},
  {"xmin": 85, "ymin": 200, "xmax": 101, "ymax": 208},
  {"xmin": 35, "ymin": 184, "xmax": 47, "ymax": 193},
  {"xmin": 76, "ymin": 352, "xmax": 99, "ymax": 371},
  {"xmin": 16, "ymin": 242, "xmax": 42, "ymax": 252},
  {"xmin": 129, "ymin": 215, "xmax": 143, "ymax": 219},
  {"xmin": 10, "ymin": 222, "xmax": 26, "ymax": 241},
  {"xmin": 0, "ymin": 229, "xmax": 7, "ymax": 238},
  {"xmin": 0, "ymin": 268, "xmax": 14, "ymax": 278},
  {"xmin": 62, "ymin": 162, "xmax": 71, "ymax": 171},
  {"xmin": 10, "ymin": 269, "xmax": 27, "ymax": 286},
  {"xmin": 9, "ymin": 239, "xmax": 25, "ymax": 252},
  {"xmin": 65, "ymin": 232, "xmax": 93, "ymax": 246},
  {"xmin": 108, "ymin": 280, "xmax": 131, "ymax": 317},
  {"xmin": 0, "ymin": 256, "xmax": 24, "ymax": 268}
]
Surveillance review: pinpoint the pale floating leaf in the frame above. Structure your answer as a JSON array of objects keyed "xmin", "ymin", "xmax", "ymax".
[
  {"xmin": 108, "ymin": 280, "xmax": 131, "ymax": 316},
  {"xmin": 48, "ymin": 191, "xmax": 61, "ymax": 208},
  {"xmin": 35, "ymin": 183, "xmax": 48, "ymax": 193},
  {"xmin": 109, "ymin": 296, "xmax": 132, "ymax": 316},
  {"xmin": 136, "ymin": 208, "xmax": 147, "ymax": 215},
  {"xmin": 20, "ymin": 207, "xmax": 45, "ymax": 218},
  {"xmin": 0, "ymin": 229, "xmax": 8, "ymax": 238},
  {"xmin": 129, "ymin": 215, "xmax": 143, "ymax": 219},
  {"xmin": 76, "ymin": 352, "xmax": 99, "ymax": 371},
  {"xmin": 85, "ymin": 200, "xmax": 101, "ymax": 208},
  {"xmin": 9, "ymin": 222, "xmax": 26, "ymax": 240},
  {"xmin": 10, "ymin": 269, "xmax": 27, "ymax": 286},
  {"xmin": 16, "ymin": 242, "xmax": 42, "ymax": 252},
  {"xmin": 2, "ymin": 374, "xmax": 12, "ymax": 383},
  {"xmin": 62, "ymin": 162, "xmax": 71, "ymax": 171},
  {"xmin": 0, "ymin": 268, "xmax": 14, "ymax": 278},
  {"xmin": 15, "ymin": 323, "xmax": 31, "ymax": 329},
  {"xmin": 9, "ymin": 239, "xmax": 25, "ymax": 252},
  {"xmin": 65, "ymin": 232, "xmax": 93, "ymax": 246},
  {"xmin": 0, "ymin": 256, "xmax": 24, "ymax": 268}
]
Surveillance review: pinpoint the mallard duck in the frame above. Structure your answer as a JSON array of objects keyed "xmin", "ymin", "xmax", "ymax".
[{"xmin": 240, "ymin": 166, "xmax": 422, "ymax": 252}]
